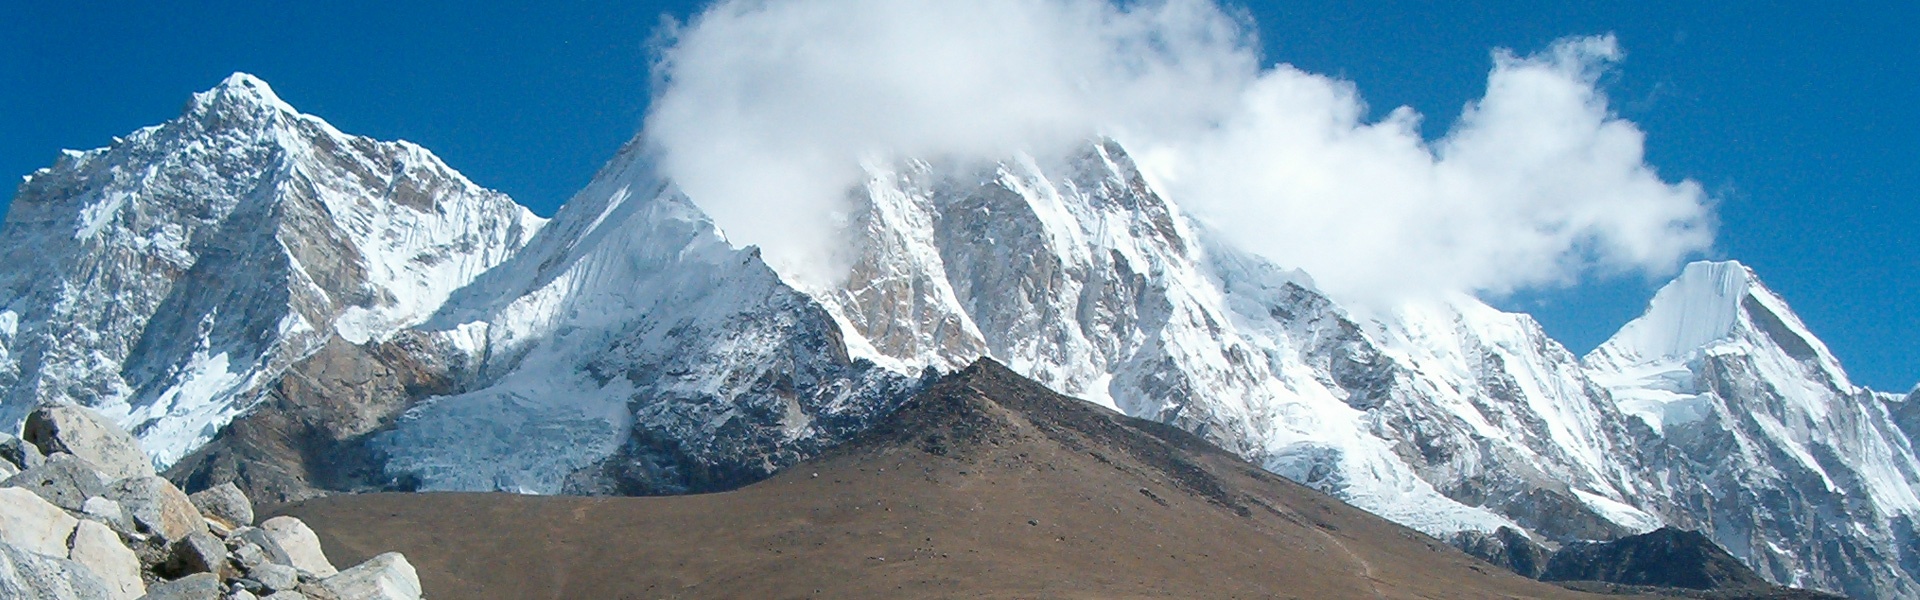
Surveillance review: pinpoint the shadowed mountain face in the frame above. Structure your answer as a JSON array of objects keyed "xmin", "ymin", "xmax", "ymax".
[
  {"xmin": 271, "ymin": 360, "xmax": 1606, "ymax": 599},
  {"xmin": 1542, "ymin": 528, "xmax": 1845, "ymax": 600},
  {"xmin": 1544, "ymin": 527, "xmax": 1770, "ymax": 591}
]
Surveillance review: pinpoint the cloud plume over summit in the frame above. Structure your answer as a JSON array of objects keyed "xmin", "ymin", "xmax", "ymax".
[{"xmin": 644, "ymin": 0, "xmax": 1713, "ymax": 302}]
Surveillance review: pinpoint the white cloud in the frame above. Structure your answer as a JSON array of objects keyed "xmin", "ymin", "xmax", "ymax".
[{"xmin": 644, "ymin": 0, "xmax": 1713, "ymax": 302}]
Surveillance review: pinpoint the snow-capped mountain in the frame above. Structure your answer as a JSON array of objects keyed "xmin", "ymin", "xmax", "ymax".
[
  {"xmin": 1586, "ymin": 261, "xmax": 1920, "ymax": 598},
  {"xmin": 369, "ymin": 138, "xmax": 919, "ymax": 495},
  {"xmin": 4, "ymin": 74, "xmax": 1916, "ymax": 598},
  {"xmin": 0, "ymin": 74, "xmax": 542, "ymax": 468},
  {"xmin": 805, "ymin": 143, "xmax": 1665, "ymax": 541}
]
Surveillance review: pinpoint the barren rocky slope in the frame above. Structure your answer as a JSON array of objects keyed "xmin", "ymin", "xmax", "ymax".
[{"xmin": 276, "ymin": 360, "xmax": 1607, "ymax": 599}]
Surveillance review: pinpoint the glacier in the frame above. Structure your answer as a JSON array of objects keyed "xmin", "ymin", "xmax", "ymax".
[{"xmin": 3, "ymin": 74, "xmax": 1917, "ymax": 598}]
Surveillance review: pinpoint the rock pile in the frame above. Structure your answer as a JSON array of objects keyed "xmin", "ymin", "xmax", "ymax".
[{"xmin": 1, "ymin": 403, "xmax": 423, "ymax": 599}]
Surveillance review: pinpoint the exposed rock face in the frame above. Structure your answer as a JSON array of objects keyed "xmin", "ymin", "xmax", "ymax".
[
  {"xmin": 0, "ymin": 73, "xmax": 542, "ymax": 470},
  {"xmin": 23, "ymin": 404, "xmax": 156, "ymax": 480},
  {"xmin": 251, "ymin": 562, "xmax": 299, "ymax": 593},
  {"xmin": 1452, "ymin": 526, "xmax": 1552, "ymax": 579},
  {"xmin": 167, "ymin": 333, "xmax": 459, "ymax": 503},
  {"xmin": 1543, "ymin": 527, "xmax": 1770, "ymax": 590}
]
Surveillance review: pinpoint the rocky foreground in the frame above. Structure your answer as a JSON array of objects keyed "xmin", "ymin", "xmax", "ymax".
[{"xmin": 0, "ymin": 403, "xmax": 421, "ymax": 599}]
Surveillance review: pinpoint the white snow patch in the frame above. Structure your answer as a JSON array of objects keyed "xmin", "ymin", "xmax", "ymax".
[
  {"xmin": 126, "ymin": 350, "xmax": 252, "ymax": 468},
  {"xmin": 1571, "ymin": 487, "xmax": 1661, "ymax": 533},
  {"xmin": 74, "ymin": 192, "xmax": 130, "ymax": 240}
]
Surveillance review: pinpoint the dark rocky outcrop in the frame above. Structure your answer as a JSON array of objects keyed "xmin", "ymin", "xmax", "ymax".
[
  {"xmin": 1540, "ymin": 527, "xmax": 1839, "ymax": 599},
  {"xmin": 1452, "ymin": 526, "xmax": 1553, "ymax": 579},
  {"xmin": 166, "ymin": 333, "xmax": 459, "ymax": 503}
]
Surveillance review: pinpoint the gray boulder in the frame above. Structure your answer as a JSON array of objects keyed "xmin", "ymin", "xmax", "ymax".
[
  {"xmin": 0, "ymin": 433, "xmax": 43, "ymax": 471},
  {"xmin": 250, "ymin": 562, "xmax": 299, "ymax": 592},
  {"xmin": 0, "ymin": 458, "xmax": 15, "ymax": 480},
  {"xmin": 3, "ymin": 452, "xmax": 112, "ymax": 510},
  {"xmin": 0, "ymin": 486, "xmax": 79, "ymax": 557},
  {"xmin": 137, "ymin": 571, "xmax": 222, "ymax": 600},
  {"xmin": 258, "ymin": 517, "xmax": 335, "ymax": 577},
  {"xmin": 310, "ymin": 553, "xmax": 421, "ymax": 600},
  {"xmin": 229, "ymin": 528, "xmax": 295, "ymax": 569},
  {"xmin": 68, "ymin": 519, "xmax": 145, "ymax": 600},
  {"xmin": 189, "ymin": 482, "xmax": 254, "ymax": 528},
  {"xmin": 231, "ymin": 542, "xmax": 279, "ymax": 574},
  {"xmin": 23, "ymin": 404, "xmax": 156, "ymax": 481},
  {"xmin": 164, "ymin": 531, "xmax": 229, "ymax": 578},
  {"xmin": 261, "ymin": 592, "xmax": 309, "ymax": 600},
  {"xmin": 82, "ymin": 495, "xmax": 136, "ymax": 536},
  {"xmin": 107, "ymin": 475, "xmax": 206, "ymax": 544},
  {"xmin": 0, "ymin": 542, "xmax": 116, "ymax": 600}
]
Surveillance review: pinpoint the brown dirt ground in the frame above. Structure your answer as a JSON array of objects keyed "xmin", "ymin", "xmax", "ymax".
[{"xmin": 272, "ymin": 360, "xmax": 1651, "ymax": 600}]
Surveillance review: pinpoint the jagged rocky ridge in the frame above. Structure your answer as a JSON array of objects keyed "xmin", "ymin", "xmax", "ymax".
[
  {"xmin": 0, "ymin": 402, "xmax": 422, "ymax": 599},
  {"xmin": 3, "ymin": 74, "xmax": 1917, "ymax": 598}
]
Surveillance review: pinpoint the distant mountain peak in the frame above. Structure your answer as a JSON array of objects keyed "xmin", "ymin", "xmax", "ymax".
[
  {"xmin": 1589, "ymin": 260, "xmax": 1844, "ymax": 384},
  {"xmin": 182, "ymin": 71, "xmax": 298, "ymax": 124},
  {"xmin": 1584, "ymin": 260, "xmax": 1920, "ymax": 598},
  {"xmin": 0, "ymin": 71, "xmax": 541, "ymax": 470}
]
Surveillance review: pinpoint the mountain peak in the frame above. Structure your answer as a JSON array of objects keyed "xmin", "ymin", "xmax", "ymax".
[
  {"xmin": 1589, "ymin": 260, "xmax": 1840, "ymax": 375},
  {"xmin": 182, "ymin": 71, "xmax": 298, "ymax": 123}
]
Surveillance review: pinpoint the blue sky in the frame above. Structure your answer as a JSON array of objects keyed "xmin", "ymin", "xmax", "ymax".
[{"xmin": 3, "ymin": 1, "xmax": 1913, "ymax": 390}]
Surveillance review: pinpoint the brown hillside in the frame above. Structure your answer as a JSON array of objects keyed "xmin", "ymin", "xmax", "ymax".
[{"xmin": 272, "ymin": 359, "xmax": 1635, "ymax": 599}]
